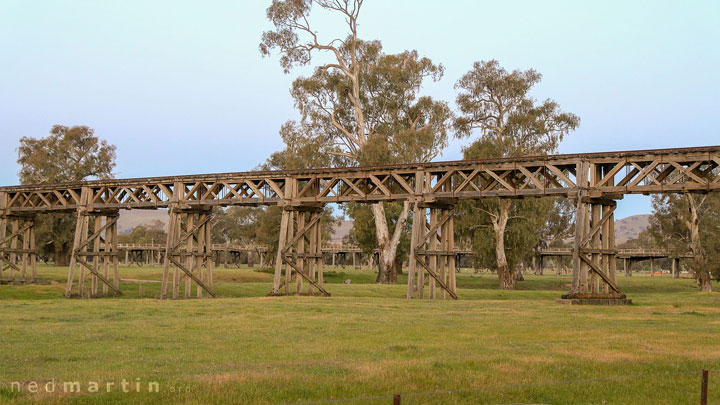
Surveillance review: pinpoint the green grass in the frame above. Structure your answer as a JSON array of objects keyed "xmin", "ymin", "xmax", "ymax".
[{"xmin": 0, "ymin": 264, "xmax": 718, "ymax": 404}]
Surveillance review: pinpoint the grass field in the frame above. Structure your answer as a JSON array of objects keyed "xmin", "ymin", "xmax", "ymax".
[{"xmin": 0, "ymin": 264, "xmax": 718, "ymax": 404}]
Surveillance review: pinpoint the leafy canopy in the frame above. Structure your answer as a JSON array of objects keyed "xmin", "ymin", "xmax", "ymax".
[
  {"xmin": 18, "ymin": 125, "xmax": 116, "ymax": 184},
  {"xmin": 454, "ymin": 60, "xmax": 579, "ymax": 157},
  {"xmin": 16, "ymin": 125, "xmax": 117, "ymax": 265},
  {"xmin": 275, "ymin": 39, "xmax": 451, "ymax": 167}
]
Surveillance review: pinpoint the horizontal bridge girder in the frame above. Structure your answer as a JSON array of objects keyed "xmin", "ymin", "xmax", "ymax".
[{"xmin": 1, "ymin": 146, "xmax": 719, "ymax": 212}]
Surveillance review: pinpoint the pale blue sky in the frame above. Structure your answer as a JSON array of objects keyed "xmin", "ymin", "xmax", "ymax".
[{"xmin": 1, "ymin": 1, "xmax": 718, "ymax": 218}]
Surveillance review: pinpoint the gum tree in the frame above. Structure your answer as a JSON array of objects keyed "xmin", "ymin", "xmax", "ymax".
[
  {"xmin": 648, "ymin": 193, "xmax": 719, "ymax": 292},
  {"xmin": 260, "ymin": 1, "xmax": 451, "ymax": 283},
  {"xmin": 17, "ymin": 125, "xmax": 116, "ymax": 265},
  {"xmin": 454, "ymin": 60, "xmax": 579, "ymax": 289}
]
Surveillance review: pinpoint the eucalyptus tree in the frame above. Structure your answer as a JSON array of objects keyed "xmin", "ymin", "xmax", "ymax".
[
  {"xmin": 453, "ymin": 61, "xmax": 579, "ymax": 289},
  {"xmin": 260, "ymin": 0, "xmax": 452, "ymax": 283},
  {"xmin": 16, "ymin": 125, "xmax": 116, "ymax": 265},
  {"xmin": 647, "ymin": 193, "xmax": 719, "ymax": 292}
]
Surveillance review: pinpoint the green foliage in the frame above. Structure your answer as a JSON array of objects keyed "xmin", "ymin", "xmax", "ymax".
[
  {"xmin": 211, "ymin": 207, "xmax": 260, "ymax": 245},
  {"xmin": 260, "ymin": 0, "xmax": 450, "ymax": 283},
  {"xmin": 647, "ymin": 193, "xmax": 720, "ymax": 285},
  {"xmin": 16, "ymin": 125, "xmax": 117, "ymax": 265},
  {"xmin": 453, "ymin": 61, "xmax": 579, "ymax": 288},
  {"xmin": 454, "ymin": 60, "xmax": 579, "ymax": 154},
  {"xmin": 344, "ymin": 202, "xmax": 410, "ymax": 263},
  {"xmin": 17, "ymin": 125, "xmax": 116, "ymax": 184},
  {"xmin": 260, "ymin": 0, "xmax": 361, "ymax": 73},
  {"xmin": 264, "ymin": 121, "xmax": 338, "ymax": 171},
  {"xmin": 284, "ymin": 39, "xmax": 451, "ymax": 166}
]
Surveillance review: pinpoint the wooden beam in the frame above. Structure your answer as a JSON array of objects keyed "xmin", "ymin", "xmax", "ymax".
[
  {"xmin": 74, "ymin": 257, "xmax": 122, "ymax": 295},
  {"xmin": 167, "ymin": 256, "xmax": 215, "ymax": 297},
  {"xmin": 579, "ymin": 254, "xmax": 620, "ymax": 293}
]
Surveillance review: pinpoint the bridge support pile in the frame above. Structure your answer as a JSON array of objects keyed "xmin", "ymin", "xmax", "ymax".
[
  {"xmin": 562, "ymin": 162, "xmax": 629, "ymax": 305},
  {"xmin": 271, "ymin": 206, "xmax": 328, "ymax": 296},
  {"xmin": 65, "ymin": 192, "xmax": 121, "ymax": 297},
  {"xmin": 407, "ymin": 200, "xmax": 457, "ymax": 299},
  {"xmin": 220, "ymin": 246, "xmax": 266, "ymax": 268},
  {"xmin": 161, "ymin": 206, "xmax": 215, "ymax": 299},
  {"xmin": 0, "ymin": 210, "xmax": 37, "ymax": 284}
]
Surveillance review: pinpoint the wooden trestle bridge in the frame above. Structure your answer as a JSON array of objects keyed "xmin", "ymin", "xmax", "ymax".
[
  {"xmin": 1, "ymin": 146, "xmax": 718, "ymax": 302},
  {"xmin": 115, "ymin": 243, "xmax": 368, "ymax": 268},
  {"xmin": 538, "ymin": 248, "xmax": 694, "ymax": 278}
]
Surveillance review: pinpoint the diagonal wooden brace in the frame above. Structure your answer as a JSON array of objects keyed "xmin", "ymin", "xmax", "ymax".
[
  {"xmin": 74, "ymin": 216, "xmax": 118, "ymax": 253},
  {"xmin": 580, "ymin": 204, "xmax": 616, "ymax": 247},
  {"xmin": 282, "ymin": 212, "xmax": 322, "ymax": 254},
  {"xmin": 170, "ymin": 214, "xmax": 212, "ymax": 251},
  {"xmin": 413, "ymin": 254, "xmax": 457, "ymax": 299},
  {"xmin": 416, "ymin": 210, "xmax": 452, "ymax": 249},
  {"xmin": 579, "ymin": 254, "xmax": 620, "ymax": 293},
  {"xmin": 75, "ymin": 257, "xmax": 123, "ymax": 295},
  {"xmin": 281, "ymin": 255, "xmax": 330, "ymax": 296},
  {"xmin": 0, "ymin": 256, "xmax": 21, "ymax": 272},
  {"xmin": 0, "ymin": 222, "xmax": 33, "ymax": 246},
  {"xmin": 168, "ymin": 256, "xmax": 216, "ymax": 297}
]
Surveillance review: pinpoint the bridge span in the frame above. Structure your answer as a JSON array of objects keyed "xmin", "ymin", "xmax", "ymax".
[{"xmin": 1, "ymin": 145, "xmax": 718, "ymax": 302}]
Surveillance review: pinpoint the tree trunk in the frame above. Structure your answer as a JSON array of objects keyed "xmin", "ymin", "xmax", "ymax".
[
  {"xmin": 494, "ymin": 200, "xmax": 515, "ymax": 289},
  {"xmin": 394, "ymin": 258, "xmax": 403, "ymax": 275},
  {"xmin": 697, "ymin": 268, "xmax": 712, "ymax": 292},
  {"xmin": 685, "ymin": 195, "xmax": 711, "ymax": 292},
  {"xmin": 373, "ymin": 201, "xmax": 410, "ymax": 284},
  {"xmin": 54, "ymin": 243, "xmax": 70, "ymax": 267},
  {"xmin": 533, "ymin": 256, "xmax": 543, "ymax": 275}
]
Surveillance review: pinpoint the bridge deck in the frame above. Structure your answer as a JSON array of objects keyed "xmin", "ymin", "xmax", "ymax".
[
  {"xmin": 1, "ymin": 146, "xmax": 717, "ymax": 213},
  {"xmin": 540, "ymin": 248, "xmax": 694, "ymax": 259}
]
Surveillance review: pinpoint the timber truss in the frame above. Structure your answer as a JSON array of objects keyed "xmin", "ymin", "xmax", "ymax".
[
  {"xmin": 271, "ymin": 202, "xmax": 327, "ymax": 296},
  {"xmin": 160, "ymin": 206, "xmax": 215, "ymax": 299},
  {"xmin": 0, "ymin": 213, "xmax": 37, "ymax": 283},
  {"xmin": 1, "ymin": 146, "xmax": 718, "ymax": 301},
  {"xmin": 65, "ymin": 206, "xmax": 121, "ymax": 297},
  {"xmin": 408, "ymin": 201, "xmax": 458, "ymax": 299}
]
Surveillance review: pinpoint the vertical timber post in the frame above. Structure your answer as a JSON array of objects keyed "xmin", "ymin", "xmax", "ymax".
[
  {"xmin": 428, "ymin": 208, "xmax": 437, "ymax": 299},
  {"xmin": 272, "ymin": 210, "xmax": 290, "ymax": 294},
  {"xmin": 406, "ymin": 167, "xmax": 457, "ymax": 300},
  {"xmin": 9, "ymin": 219, "xmax": 18, "ymax": 282},
  {"xmin": 269, "ymin": 177, "xmax": 328, "ymax": 297},
  {"xmin": 161, "ymin": 182, "xmax": 181, "ymax": 299},
  {"xmin": 64, "ymin": 187, "xmax": 121, "ymax": 298},
  {"xmin": 563, "ymin": 161, "xmax": 628, "ymax": 304},
  {"xmin": 571, "ymin": 161, "xmax": 589, "ymax": 295},
  {"xmin": 66, "ymin": 187, "xmax": 89, "ymax": 297},
  {"xmin": 0, "ymin": 192, "xmax": 6, "ymax": 282},
  {"xmin": 406, "ymin": 168, "xmax": 424, "ymax": 299},
  {"xmin": 29, "ymin": 216, "xmax": 37, "ymax": 282}
]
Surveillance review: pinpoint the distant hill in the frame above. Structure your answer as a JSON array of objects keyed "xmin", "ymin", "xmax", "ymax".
[
  {"xmin": 330, "ymin": 220, "xmax": 353, "ymax": 244},
  {"xmin": 614, "ymin": 214, "xmax": 650, "ymax": 244},
  {"xmin": 117, "ymin": 210, "xmax": 168, "ymax": 234}
]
